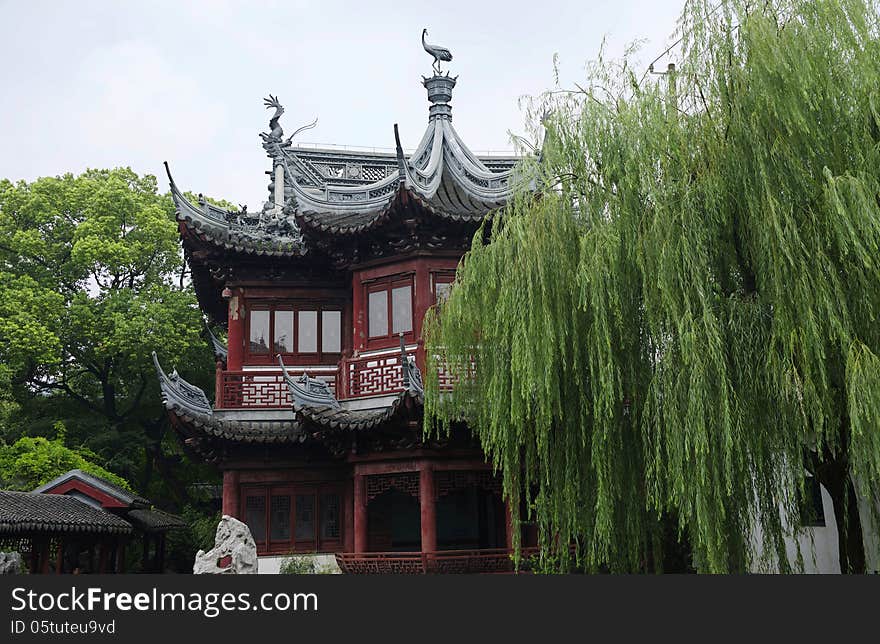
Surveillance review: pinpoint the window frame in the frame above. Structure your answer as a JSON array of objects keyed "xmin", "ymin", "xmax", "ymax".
[
  {"xmin": 245, "ymin": 302, "xmax": 343, "ymax": 365},
  {"xmin": 365, "ymin": 274, "xmax": 415, "ymax": 347},
  {"xmin": 431, "ymin": 270, "xmax": 457, "ymax": 306},
  {"xmin": 240, "ymin": 483, "xmax": 344, "ymax": 555}
]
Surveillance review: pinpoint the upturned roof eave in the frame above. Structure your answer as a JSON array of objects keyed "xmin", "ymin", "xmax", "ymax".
[{"xmin": 164, "ymin": 162, "xmax": 307, "ymax": 259}]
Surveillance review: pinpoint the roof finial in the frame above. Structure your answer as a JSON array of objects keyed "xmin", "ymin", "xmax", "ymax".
[
  {"xmin": 393, "ymin": 124, "xmax": 406, "ymax": 181},
  {"xmin": 398, "ymin": 333, "xmax": 424, "ymax": 396},
  {"xmin": 422, "ymin": 28, "xmax": 453, "ymax": 75},
  {"xmin": 260, "ymin": 95, "xmax": 284, "ymax": 143},
  {"xmin": 285, "ymin": 117, "xmax": 318, "ymax": 145}
]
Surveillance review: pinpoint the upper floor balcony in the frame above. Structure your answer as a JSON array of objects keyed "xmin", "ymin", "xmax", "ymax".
[{"xmin": 214, "ymin": 342, "xmax": 454, "ymax": 409}]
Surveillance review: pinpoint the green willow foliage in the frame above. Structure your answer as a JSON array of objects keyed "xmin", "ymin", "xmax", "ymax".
[{"xmin": 423, "ymin": 0, "xmax": 880, "ymax": 572}]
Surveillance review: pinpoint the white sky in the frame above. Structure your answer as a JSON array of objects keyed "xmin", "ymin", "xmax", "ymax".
[{"xmin": 0, "ymin": 0, "xmax": 685, "ymax": 208}]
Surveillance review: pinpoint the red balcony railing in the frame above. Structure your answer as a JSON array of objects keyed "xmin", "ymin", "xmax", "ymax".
[
  {"xmin": 216, "ymin": 369, "xmax": 336, "ymax": 409},
  {"xmin": 340, "ymin": 351, "xmax": 413, "ymax": 399},
  {"xmin": 334, "ymin": 548, "xmax": 540, "ymax": 574},
  {"xmin": 215, "ymin": 347, "xmax": 455, "ymax": 408}
]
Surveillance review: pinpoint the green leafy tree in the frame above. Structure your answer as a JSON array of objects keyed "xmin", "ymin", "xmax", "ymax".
[
  {"xmin": 425, "ymin": 0, "xmax": 880, "ymax": 573},
  {"xmin": 0, "ymin": 426, "xmax": 131, "ymax": 491},
  {"xmin": 0, "ymin": 167, "xmax": 216, "ymax": 506}
]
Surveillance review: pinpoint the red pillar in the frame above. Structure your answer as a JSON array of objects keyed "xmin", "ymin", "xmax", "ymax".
[
  {"xmin": 419, "ymin": 464, "xmax": 437, "ymax": 554},
  {"xmin": 214, "ymin": 360, "xmax": 224, "ymax": 409},
  {"xmin": 222, "ymin": 470, "xmax": 240, "ymax": 517},
  {"xmin": 353, "ymin": 472, "xmax": 367, "ymax": 553},
  {"xmin": 413, "ymin": 263, "xmax": 432, "ymax": 340},
  {"xmin": 226, "ymin": 290, "xmax": 244, "ymax": 371},
  {"xmin": 351, "ymin": 274, "xmax": 365, "ymax": 353},
  {"xmin": 343, "ymin": 480, "xmax": 354, "ymax": 553}
]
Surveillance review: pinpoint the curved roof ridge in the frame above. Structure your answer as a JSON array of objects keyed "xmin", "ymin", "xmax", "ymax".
[
  {"xmin": 0, "ymin": 491, "xmax": 133, "ymax": 535},
  {"xmin": 440, "ymin": 119, "xmax": 516, "ymax": 183},
  {"xmin": 152, "ymin": 351, "xmax": 213, "ymax": 422},
  {"xmin": 164, "ymin": 162, "xmax": 306, "ymax": 257}
]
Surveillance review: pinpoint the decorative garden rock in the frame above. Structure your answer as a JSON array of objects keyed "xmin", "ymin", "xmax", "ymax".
[
  {"xmin": 193, "ymin": 515, "xmax": 258, "ymax": 574},
  {"xmin": 0, "ymin": 551, "xmax": 24, "ymax": 574}
]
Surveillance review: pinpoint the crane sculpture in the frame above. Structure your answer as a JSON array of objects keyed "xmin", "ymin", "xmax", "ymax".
[{"xmin": 422, "ymin": 28, "xmax": 452, "ymax": 74}]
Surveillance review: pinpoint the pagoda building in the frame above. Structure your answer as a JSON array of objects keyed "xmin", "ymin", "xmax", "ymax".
[{"xmin": 154, "ymin": 43, "xmax": 537, "ymax": 573}]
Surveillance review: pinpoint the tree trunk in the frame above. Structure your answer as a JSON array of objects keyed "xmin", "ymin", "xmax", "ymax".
[{"xmin": 817, "ymin": 461, "xmax": 866, "ymax": 574}]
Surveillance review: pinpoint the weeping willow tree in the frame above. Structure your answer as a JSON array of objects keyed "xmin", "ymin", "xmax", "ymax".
[{"xmin": 423, "ymin": 0, "xmax": 880, "ymax": 573}]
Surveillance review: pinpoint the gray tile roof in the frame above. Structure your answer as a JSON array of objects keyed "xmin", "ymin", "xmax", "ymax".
[
  {"xmin": 153, "ymin": 349, "xmax": 423, "ymax": 446},
  {"xmin": 165, "ymin": 72, "xmax": 526, "ymax": 255},
  {"xmin": 125, "ymin": 508, "xmax": 188, "ymax": 532},
  {"xmin": 0, "ymin": 491, "xmax": 133, "ymax": 535}
]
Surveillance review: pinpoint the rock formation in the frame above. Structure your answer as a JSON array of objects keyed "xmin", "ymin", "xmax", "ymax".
[{"xmin": 193, "ymin": 515, "xmax": 258, "ymax": 574}]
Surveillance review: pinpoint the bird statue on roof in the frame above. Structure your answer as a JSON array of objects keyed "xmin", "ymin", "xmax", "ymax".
[{"xmin": 422, "ymin": 28, "xmax": 452, "ymax": 75}]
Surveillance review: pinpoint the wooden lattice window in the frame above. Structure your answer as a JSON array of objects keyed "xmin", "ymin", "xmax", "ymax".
[
  {"xmin": 366, "ymin": 275, "xmax": 414, "ymax": 343},
  {"xmin": 241, "ymin": 484, "xmax": 343, "ymax": 554},
  {"xmin": 246, "ymin": 303, "xmax": 342, "ymax": 365}
]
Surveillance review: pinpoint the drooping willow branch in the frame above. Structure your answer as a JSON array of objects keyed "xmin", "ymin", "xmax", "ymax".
[{"xmin": 424, "ymin": 0, "xmax": 880, "ymax": 573}]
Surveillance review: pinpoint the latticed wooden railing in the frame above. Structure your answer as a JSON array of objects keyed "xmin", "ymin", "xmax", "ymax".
[
  {"xmin": 338, "ymin": 348, "xmax": 460, "ymax": 399},
  {"xmin": 335, "ymin": 548, "xmax": 540, "ymax": 574},
  {"xmin": 340, "ymin": 351, "xmax": 412, "ymax": 398},
  {"xmin": 216, "ymin": 370, "xmax": 336, "ymax": 409},
  {"xmin": 216, "ymin": 348, "xmax": 458, "ymax": 408}
]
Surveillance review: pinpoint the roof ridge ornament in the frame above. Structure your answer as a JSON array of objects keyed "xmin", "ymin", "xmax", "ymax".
[
  {"xmin": 422, "ymin": 28, "xmax": 453, "ymax": 75},
  {"xmin": 278, "ymin": 355, "xmax": 341, "ymax": 409},
  {"xmin": 204, "ymin": 320, "xmax": 228, "ymax": 362},
  {"xmin": 260, "ymin": 95, "xmax": 285, "ymax": 143},
  {"xmin": 399, "ymin": 333, "xmax": 424, "ymax": 396},
  {"xmin": 421, "ymin": 29, "xmax": 457, "ymax": 122},
  {"xmin": 152, "ymin": 351, "xmax": 213, "ymax": 417},
  {"xmin": 260, "ymin": 95, "xmax": 318, "ymax": 148},
  {"xmin": 393, "ymin": 124, "xmax": 406, "ymax": 182}
]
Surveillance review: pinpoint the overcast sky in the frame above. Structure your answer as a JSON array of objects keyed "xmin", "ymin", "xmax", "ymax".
[{"xmin": 0, "ymin": 0, "xmax": 685, "ymax": 208}]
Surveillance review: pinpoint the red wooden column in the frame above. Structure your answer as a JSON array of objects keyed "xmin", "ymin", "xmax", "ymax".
[
  {"xmin": 342, "ymin": 480, "xmax": 354, "ymax": 553},
  {"xmin": 222, "ymin": 470, "xmax": 240, "ymax": 517},
  {"xmin": 413, "ymin": 263, "xmax": 433, "ymax": 340},
  {"xmin": 353, "ymin": 472, "xmax": 367, "ymax": 553},
  {"xmin": 351, "ymin": 274, "xmax": 366, "ymax": 353},
  {"xmin": 419, "ymin": 463, "xmax": 437, "ymax": 554},
  {"xmin": 226, "ymin": 289, "xmax": 244, "ymax": 371},
  {"xmin": 214, "ymin": 361, "xmax": 224, "ymax": 409}
]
